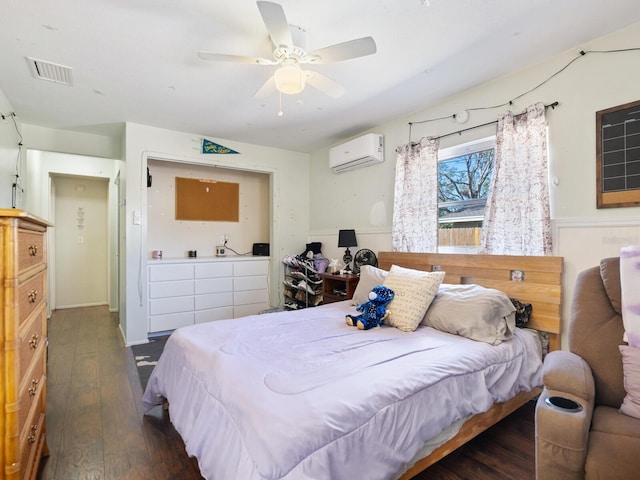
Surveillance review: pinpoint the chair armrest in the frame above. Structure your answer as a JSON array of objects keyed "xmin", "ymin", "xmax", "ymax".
[
  {"xmin": 542, "ymin": 350, "xmax": 595, "ymax": 402},
  {"xmin": 535, "ymin": 351, "xmax": 596, "ymax": 480}
]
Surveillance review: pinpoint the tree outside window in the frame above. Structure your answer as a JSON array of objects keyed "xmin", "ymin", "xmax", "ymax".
[{"xmin": 437, "ymin": 137, "xmax": 495, "ymax": 250}]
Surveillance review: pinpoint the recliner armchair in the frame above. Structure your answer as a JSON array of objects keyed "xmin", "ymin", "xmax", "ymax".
[{"xmin": 535, "ymin": 257, "xmax": 640, "ymax": 480}]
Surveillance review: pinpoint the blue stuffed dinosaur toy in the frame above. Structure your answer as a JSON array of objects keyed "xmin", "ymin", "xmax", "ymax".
[{"xmin": 345, "ymin": 285, "xmax": 395, "ymax": 330}]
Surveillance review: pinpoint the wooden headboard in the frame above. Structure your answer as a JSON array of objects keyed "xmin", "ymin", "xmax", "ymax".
[{"xmin": 378, "ymin": 252, "xmax": 564, "ymax": 351}]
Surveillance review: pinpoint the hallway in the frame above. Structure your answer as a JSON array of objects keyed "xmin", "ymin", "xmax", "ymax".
[{"xmin": 39, "ymin": 306, "xmax": 202, "ymax": 480}]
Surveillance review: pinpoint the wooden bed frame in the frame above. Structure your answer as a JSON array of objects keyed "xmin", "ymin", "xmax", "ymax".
[{"xmin": 376, "ymin": 252, "xmax": 563, "ymax": 479}]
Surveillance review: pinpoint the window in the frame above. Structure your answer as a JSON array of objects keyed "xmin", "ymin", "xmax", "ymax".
[{"xmin": 437, "ymin": 137, "xmax": 495, "ymax": 250}]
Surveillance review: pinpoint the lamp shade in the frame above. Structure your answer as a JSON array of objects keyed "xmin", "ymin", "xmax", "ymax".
[
  {"xmin": 338, "ymin": 229, "xmax": 357, "ymax": 248},
  {"xmin": 274, "ymin": 65, "xmax": 306, "ymax": 95}
]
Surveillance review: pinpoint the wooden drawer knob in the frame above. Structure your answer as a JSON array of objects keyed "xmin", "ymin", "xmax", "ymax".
[
  {"xmin": 27, "ymin": 424, "xmax": 38, "ymax": 444},
  {"xmin": 29, "ymin": 334, "xmax": 40, "ymax": 349},
  {"xmin": 27, "ymin": 289, "xmax": 38, "ymax": 303},
  {"xmin": 28, "ymin": 378, "xmax": 39, "ymax": 396}
]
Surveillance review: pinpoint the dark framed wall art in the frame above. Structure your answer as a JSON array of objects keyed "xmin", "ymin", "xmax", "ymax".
[{"xmin": 596, "ymin": 99, "xmax": 640, "ymax": 208}]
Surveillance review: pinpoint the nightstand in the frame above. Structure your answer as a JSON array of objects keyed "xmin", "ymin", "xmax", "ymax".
[{"xmin": 319, "ymin": 272, "xmax": 360, "ymax": 304}]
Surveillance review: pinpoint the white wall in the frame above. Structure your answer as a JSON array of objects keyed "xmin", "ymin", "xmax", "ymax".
[
  {"xmin": 22, "ymin": 123, "xmax": 122, "ymax": 161},
  {"xmin": 146, "ymin": 159, "xmax": 270, "ymax": 258},
  {"xmin": 309, "ymin": 21, "xmax": 640, "ymax": 350},
  {"xmin": 123, "ymin": 122, "xmax": 310, "ymax": 345},
  {"xmin": 555, "ymin": 219, "xmax": 639, "ymax": 330},
  {"xmin": 0, "ymin": 91, "xmax": 22, "ymax": 208},
  {"xmin": 52, "ymin": 175, "xmax": 109, "ymax": 308}
]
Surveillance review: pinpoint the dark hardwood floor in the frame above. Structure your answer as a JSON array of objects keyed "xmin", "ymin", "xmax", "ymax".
[
  {"xmin": 39, "ymin": 306, "xmax": 536, "ymax": 480},
  {"xmin": 39, "ymin": 306, "xmax": 201, "ymax": 480}
]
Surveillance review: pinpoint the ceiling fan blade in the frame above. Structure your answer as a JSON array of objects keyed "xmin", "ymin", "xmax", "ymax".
[
  {"xmin": 309, "ymin": 36, "xmax": 377, "ymax": 64},
  {"xmin": 253, "ymin": 75, "xmax": 277, "ymax": 98},
  {"xmin": 198, "ymin": 51, "xmax": 275, "ymax": 65},
  {"xmin": 257, "ymin": 1, "xmax": 293, "ymax": 48},
  {"xmin": 304, "ymin": 71, "xmax": 346, "ymax": 98}
]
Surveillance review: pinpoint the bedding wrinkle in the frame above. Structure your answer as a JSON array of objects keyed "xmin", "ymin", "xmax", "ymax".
[
  {"xmin": 146, "ymin": 335, "xmax": 270, "ymax": 480},
  {"xmin": 142, "ymin": 302, "xmax": 543, "ymax": 480},
  {"xmin": 263, "ymin": 334, "xmax": 452, "ymax": 395}
]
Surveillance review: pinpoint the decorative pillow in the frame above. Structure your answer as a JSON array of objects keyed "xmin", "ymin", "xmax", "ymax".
[
  {"xmin": 422, "ymin": 284, "xmax": 516, "ymax": 345},
  {"xmin": 351, "ymin": 265, "xmax": 389, "ymax": 305},
  {"xmin": 619, "ymin": 345, "xmax": 640, "ymax": 419},
  {"xmin": 510, "ymin": 298, "xmax": 532, "ymax": 328},
  {"xmin": 382, "ymin": 265, "xmax": 445, "ymax": 332}
]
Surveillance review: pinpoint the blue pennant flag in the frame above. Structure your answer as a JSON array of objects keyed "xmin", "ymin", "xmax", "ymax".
[{"xmin": 202, "ymin": 138, "xmax": 240, "ymax": 155}]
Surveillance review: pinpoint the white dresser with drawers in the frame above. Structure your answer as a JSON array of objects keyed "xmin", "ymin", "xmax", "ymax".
[{"xmin": 147, "ymin": 256, "xmax": 270, "ymax": 333}]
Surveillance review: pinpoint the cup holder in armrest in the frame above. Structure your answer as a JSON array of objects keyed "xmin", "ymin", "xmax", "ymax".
[{"xmin": 545, "ymin": 396, "xmax": 583, "ymax": 413}]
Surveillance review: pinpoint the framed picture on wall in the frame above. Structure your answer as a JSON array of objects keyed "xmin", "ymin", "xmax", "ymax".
[{"xmin": 596, "ymin": 99, "xmax": 640, "ymax": 208}]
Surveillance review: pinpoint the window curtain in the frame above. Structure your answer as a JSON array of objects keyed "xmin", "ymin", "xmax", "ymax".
[
  {"xmin": 479, "ymin": 102, "xmax": 552, "ymax": 255},
  {"xmin": 392, "ymin": 136, "xmax": 439, "ymax": 252}
]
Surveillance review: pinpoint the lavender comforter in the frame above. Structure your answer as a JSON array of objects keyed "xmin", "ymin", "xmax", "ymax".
[{"xmin": 143, "ymin": 301, "xmax": 542, "ymax": 480}]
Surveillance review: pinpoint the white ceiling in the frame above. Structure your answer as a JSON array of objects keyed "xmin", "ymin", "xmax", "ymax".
[{"xmin": 1, "ymin": 0, "xmax": 639, "ymax": 153}]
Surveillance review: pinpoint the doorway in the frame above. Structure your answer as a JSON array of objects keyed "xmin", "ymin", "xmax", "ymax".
[{"xmin": 51, "ymin": 175, "xmax": 109, "ymax": 308}]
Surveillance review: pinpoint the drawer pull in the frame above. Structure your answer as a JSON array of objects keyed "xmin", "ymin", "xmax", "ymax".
[
  {"xmin": 28, "ymin": 244, "xmax": 38, "ymax": 256},
  {"xmin": 27, "ymin": 425, "xmax": 38, "ymax": 444},
  {"xmin": 27, "ymin": 289, "xmax": 38, "ymax": 303},
  {"xmin": 28, "ymin": 378, "xmax": 39, "ymax": 396},
  {"xmin": 29, "ymin": 334, "xmax": 40, "ymax": 349}
]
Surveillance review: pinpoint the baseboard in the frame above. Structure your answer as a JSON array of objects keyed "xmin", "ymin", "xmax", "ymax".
[{"xmin": 54, "ymin": 302, "xmax": 109, "ymax": 309}]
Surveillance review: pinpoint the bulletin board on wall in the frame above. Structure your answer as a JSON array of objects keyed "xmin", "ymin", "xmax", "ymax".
[{"xmin": 175, "ymin": 177, "xmax": 239, "ymax": 221}]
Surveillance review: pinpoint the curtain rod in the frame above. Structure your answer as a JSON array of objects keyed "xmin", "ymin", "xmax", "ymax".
[{"xmin": 408, "ymin": 101, "xmax": 559, "ymax": 143}]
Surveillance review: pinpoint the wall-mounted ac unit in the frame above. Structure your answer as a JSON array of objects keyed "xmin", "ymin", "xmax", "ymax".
[{"xmin": 329, "ymin": 133, "xmax": 384, "ymax": 173}]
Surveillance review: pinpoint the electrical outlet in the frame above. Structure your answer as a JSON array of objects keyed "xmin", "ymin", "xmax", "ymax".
[
  {"xmin": 219, "ymin": 235, "xmax": 225, "ymax": 245},
  {"xmin": 224, "ymin": 233, "xmax": 229, "ymax": 244}
]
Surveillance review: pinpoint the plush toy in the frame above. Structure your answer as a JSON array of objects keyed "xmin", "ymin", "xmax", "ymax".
[{"xmin": 346, "ymin": 285, "xmax": 395, "ymax": 330}]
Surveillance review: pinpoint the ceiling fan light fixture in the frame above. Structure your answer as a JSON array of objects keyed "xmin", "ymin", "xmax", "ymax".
[
  {"xmin": 274, "ymin": 65, "xmax": 305, "ymax": 95},
  {"xmin": 200, "ymin": 2, "xmax": 374, "ymax": 99}
]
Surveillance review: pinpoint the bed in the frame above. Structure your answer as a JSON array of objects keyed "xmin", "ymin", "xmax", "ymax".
[{"xmin": 142, "ymin": 251, "xmax": 563, "ymax": 479}]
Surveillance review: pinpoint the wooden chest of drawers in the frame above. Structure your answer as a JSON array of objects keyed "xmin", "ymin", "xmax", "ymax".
[{"xmin": 0, "ymin": 209, "xmax": 50, "ymax": 480}]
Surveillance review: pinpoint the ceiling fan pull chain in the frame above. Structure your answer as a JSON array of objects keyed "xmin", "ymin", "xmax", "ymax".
[{"xmin": 278, "ymin": 92, "xmax": 284, "ymax": 117}]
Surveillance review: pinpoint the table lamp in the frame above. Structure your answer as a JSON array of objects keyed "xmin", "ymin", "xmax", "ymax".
[{"xmin": 338, "ymin": 229, "xmax": 357, "ymax": 272}]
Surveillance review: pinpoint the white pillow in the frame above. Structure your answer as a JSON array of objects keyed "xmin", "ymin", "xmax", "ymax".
[
  {"xmin": 422, "ymin": 284, "xmax": 516, "ymax": 345},
  {"xmin": 351, "ymin": 265, "xmax": 389, "ymax": 305},
  {"xmin": 382, "ymin": 265, "xmax": 445, "ymax": 332},
  {"xmin": 619, "ymin": 345, "xmax": 640, "ymax": 419}
]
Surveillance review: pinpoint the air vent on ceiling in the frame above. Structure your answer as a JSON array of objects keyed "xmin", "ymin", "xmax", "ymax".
[{"xmin": 26, "ymin": 57, "xmax": 73, "ymax": 86}]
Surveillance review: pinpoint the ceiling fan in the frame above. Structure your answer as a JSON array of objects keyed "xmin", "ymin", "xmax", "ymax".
[{"xmin": 197, "ymin": 1, "xmax": 377, "ymax": 99}]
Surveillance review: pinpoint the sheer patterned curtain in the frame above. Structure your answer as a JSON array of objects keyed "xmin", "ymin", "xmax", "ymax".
[
  {"xmin": 392, "ymin": 136, "xmax": 439, "ymax": 252},
  {"xmin": 479, "ymin": 102, "xmax": 552, "ymax": 255}
]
